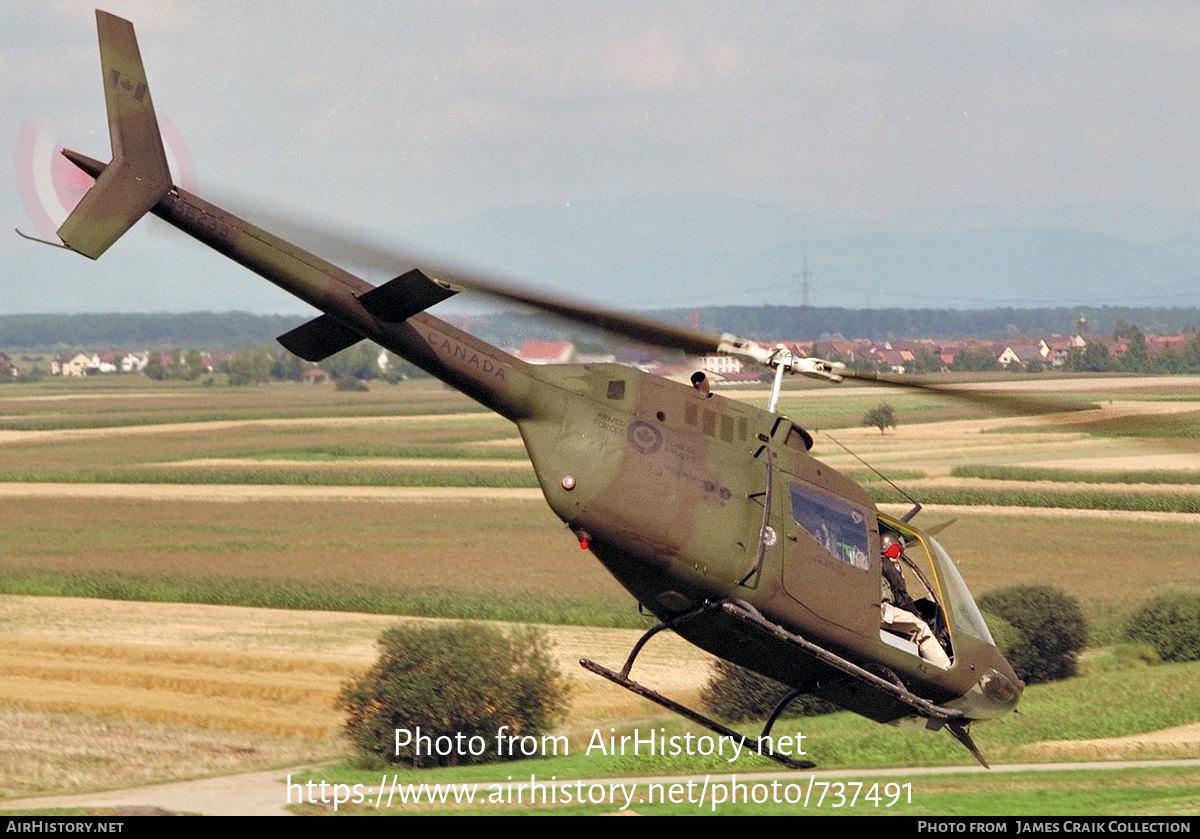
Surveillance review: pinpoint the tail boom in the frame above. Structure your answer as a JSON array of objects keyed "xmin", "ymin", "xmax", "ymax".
[{"xmin": 62, "ymin": 148, "xmax": 534, "ymax": 421}]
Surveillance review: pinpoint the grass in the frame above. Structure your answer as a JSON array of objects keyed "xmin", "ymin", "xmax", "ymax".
[
  {"xmin": 0, "ymin": 379, "xmax": 488, "ymax": 431},
  {"xmin": 771, "ymin": 392, "xmax": 1004, "ymax": 430},
  {"xmin": 0, "ymin": 572, "xmax": 645, "ymax": 627},
  {"xmin": 1066, "ymin": 410, "xmax": 1200, "ymax": 440},
  {"xmin": 288, "ymin": 659, "xmax": 1200, "ymax": 815},
  {"xmin": 0, "ymin": 707, "xmax": 343, "ymax": 802},
  {"xmin": 3, "ymin": 499, "xmax": 1197, "ymax": 638},
  {"xmin": 951, "ymin": 465, "xmax": 1200, "ymax": 484},
  {"xmin": 868, "ymin": 483, "xmax": 1200, "ymax": 513},
  {"xmin": 990, "ymin": 409, "xmax": 1200, "ymax": 440},
  {"xmin": 0, "ymin": 496, "xmax": 645, "ymax": 627},
  {"xmin": 0, "ymin": 384, "xmax": 529, "ymax": 488},
  {"xmin": 0, "ymin": 466, "xmax": 540, "ymax": 487}
]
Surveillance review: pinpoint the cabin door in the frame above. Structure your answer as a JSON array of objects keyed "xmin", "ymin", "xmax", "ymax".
[{"xmin": 779, "ymin": 475, "xmax": 878, "ymax": 636}]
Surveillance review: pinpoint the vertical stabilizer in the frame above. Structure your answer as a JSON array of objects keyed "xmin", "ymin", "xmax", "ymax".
[{"xmin": 56, "ymin": 10, "xmax": 172, "ymax": 259}]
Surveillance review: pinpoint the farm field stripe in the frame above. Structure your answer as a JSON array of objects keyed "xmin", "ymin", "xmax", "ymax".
[
  {"xmin": 876, "ymin": 503, "xmax": 1200, "ymax": 523},
  {"xmin": 0, "ymin": 482, "xmax": 545, "ymax": 502},
  {"xmin": 0, "ymin": 411, "xmax": 496, "ymax": 440},
  {"xmin": 146, "ymin": 457, "xmax": 534, "ymax": 469}
]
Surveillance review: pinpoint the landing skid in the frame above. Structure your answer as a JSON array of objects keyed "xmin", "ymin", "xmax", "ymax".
[
  {"xmin": 580, "ymin": 598, "xmax": 990, "ymax": 769},
  {"xmin": 580, "ymin": 658, "xmax": 816, "ymax": 770}
]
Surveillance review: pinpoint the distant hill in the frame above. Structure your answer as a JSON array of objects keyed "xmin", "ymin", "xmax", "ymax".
[
  {"xmin": 0, "ymin": 312, "xmax": 305, "ymax": 350},
  {"xmin": 3, "ymin": 305, "xmax": 1197, "ymax": 352}
]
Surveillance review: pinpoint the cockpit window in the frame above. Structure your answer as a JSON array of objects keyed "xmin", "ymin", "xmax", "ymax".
[
  {"xmin": 881, "ymin": 518, "xmax": 995, "ymax": 646},
  {"xmin": 924, "ymin": 534, "xmax": 995, "ymax": 644},
  {"xmin": 790, "ymin": 483, "xmax": 870, "ymax": 569}
]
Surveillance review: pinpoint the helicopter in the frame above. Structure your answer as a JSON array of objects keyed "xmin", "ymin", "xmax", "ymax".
[{"xmin": 33, "ymin": 10, "xmax": 1024, "ymax": 770}]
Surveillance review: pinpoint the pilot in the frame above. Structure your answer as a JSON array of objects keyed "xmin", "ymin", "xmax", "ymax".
[{"xmin": 880, "ymin": 532, "xmax": 951, "ymax": 668}]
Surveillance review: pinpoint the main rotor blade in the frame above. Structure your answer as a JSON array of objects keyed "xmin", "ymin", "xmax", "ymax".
[
  {"xmin": 226, "ymin": 205, "xmax": 732, "ymax": 356},
  {"xmin": 835, "ymin": 370, "xmax": 1096, "ymax": 415},
  {"xmin": 430, "ymin": 269, "xmax": 727, "ymax": 357},
  {"xmin": 222, "ymin": 201, "xmax": 1096, "ymax": 417}
]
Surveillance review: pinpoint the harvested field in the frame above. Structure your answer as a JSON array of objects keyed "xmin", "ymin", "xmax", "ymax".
[{"xmin": 0, "ymin": 595, "xmax": 717, "ymax": 800}]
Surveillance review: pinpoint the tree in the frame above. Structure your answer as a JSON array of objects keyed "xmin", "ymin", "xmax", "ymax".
[
  {"xmin": 271, "ymin": 352, "xmax": 306, "ymax": 382},
  {"xmin": 976, "ymin": 586, "xmax": 1087, "ymax": 683},
  {"xmin": 142, "ymin": 350, "xmax": 166, "ymax": 381},
  {"xmin": 1125, "ymin": 591, "xmax": 1200, "ymax": 663},
  {"xmin": 1066, "ymin": 341, "xmax": 1115, "ymax": 373},
  {"xmin": 341, "ymin": 623, "xmax": 570, "ymax": 768},
  {"xmin": 1120, "ymin": 328, "xmax": 1149, "ymax": 372},
  {"xmin": 322, "ymin": 343, "xmax": 382, "ymax": 382},
  {"xmin": 863, "ymin": 403, "xmax": 897, "ymax": 434},
  {"xmin": 909, "ymin": 347, "xmax": 944, "ymax": 374},
  {"xmin": 182, "ymin": 348, "xmax": 204, "ymax": 380},
  {"xmin": 950, "ymin": 346, "xmax": 1001, "ymax": 372},
  {"xmin": 227, "ymin": 345, "xmax": 273, "ymax": 386}
]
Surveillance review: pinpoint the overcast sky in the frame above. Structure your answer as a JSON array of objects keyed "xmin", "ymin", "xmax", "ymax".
[{"xmin": 4, "ymin": 1, "xmax": 1200, "ymax": 314}]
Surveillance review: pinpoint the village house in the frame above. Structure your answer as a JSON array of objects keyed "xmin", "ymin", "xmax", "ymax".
[
  {"xmin": 515, "ymin": 340, "xmax": 576, "ymax": 365},
  {"xmin": 51, "ymin": 352, "xmax": 97, "ymax": 377}
]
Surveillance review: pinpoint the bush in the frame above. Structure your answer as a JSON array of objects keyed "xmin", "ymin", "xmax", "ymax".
[
  {"xmin": 701, "ymin": 660, "xmax": 838, "ymax": 722},
  {"xmin": 1125, "ymin": 591, "xmax": 1200, "ymax": 663},
  {"xmin": 976, "ymin": 586, "xmax": 1088, "ymax": 683},
  {"xmin": 341, "ymin": 622, "xmax": 569, "ymax": 767},
  {"xmin": 980, "ymin": 611, "xmax": 1020, "ymax": 658}
]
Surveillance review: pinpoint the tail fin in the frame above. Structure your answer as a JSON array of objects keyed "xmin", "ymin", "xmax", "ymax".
[{"xmin": 56, "ymin": 10, "xmax": 172, "ymax": 259}]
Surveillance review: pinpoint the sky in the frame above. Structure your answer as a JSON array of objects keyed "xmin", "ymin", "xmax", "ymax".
[{"xmin": 4, "ymin": 1, "xmax": 1200, "ymax": 315}]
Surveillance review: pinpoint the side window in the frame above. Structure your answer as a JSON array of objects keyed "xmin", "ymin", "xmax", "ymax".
[{"xmin": 790, "ymin": 483, "xmax": 870, "ymax": 570}]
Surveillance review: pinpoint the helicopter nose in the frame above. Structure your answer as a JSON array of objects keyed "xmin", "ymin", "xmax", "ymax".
[
  {"xmin": 966, "ymin": 668, "xmax": 1024, "ymax": 719},
  {"xmin": 947, "ymin": 667, "xmax": 1023, "ymax": 721}
]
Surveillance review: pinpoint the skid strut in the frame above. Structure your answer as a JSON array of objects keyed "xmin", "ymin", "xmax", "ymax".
[
  {"xmin": 580, "ymin": 600, "xmax": 815, "ymax": 770},
  {"xmin": 579, "ymin": 659, "xmax": 815, "ymax": 770}
]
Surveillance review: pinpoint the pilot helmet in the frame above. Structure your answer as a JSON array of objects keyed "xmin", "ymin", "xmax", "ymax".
[{"xmin": 880, "ymin": 531, "xmax": 904, "ymax": 560}]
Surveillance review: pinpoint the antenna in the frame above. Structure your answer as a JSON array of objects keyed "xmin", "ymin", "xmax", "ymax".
[{"xmin": 797, "ymin": 257, "xmax": 816, "ymax": 307}]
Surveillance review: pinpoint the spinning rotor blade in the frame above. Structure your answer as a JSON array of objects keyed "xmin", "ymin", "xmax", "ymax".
[
  {"xmin": 239, "ymin": 207, "xmax": 1093, "ymax": 416},
  {"xmin": 223, "ymin": 211, "xmax": 729, "ymax": 355},
  {"xmin": 833, "ymin": 369, "xmax": 1095, "ymax": 415},
  {"xmin": 235, "ymin": 208, "xmax": 746, "ymax": 356}
]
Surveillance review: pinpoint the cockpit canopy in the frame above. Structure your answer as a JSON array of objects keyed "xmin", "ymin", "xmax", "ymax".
[{"xmin": 880, "ymin": 515, "xmax": 995, "ymax": 646}]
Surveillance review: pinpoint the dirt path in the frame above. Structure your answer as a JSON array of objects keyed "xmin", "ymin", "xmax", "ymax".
[
  {"xmin": 1023, "ymin": 723, "xmax": 1200, "ymax": 760},
  {"xmin": 1, "ymin": 767, "xmax": 303, "ymax": 816}
]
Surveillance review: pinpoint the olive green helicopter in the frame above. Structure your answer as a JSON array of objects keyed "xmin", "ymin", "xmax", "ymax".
[{"xmin": 33, "ymin": 10, "xmax": 1027, "ymax": 769}]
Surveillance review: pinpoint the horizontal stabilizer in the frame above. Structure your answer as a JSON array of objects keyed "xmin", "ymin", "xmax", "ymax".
[
  {"xmin": 277, "ymin": 314, "xmax": 363, "ymax": 362},
  {"xmin": 357, "ymin": 268, "xmax": 457, "ymax": 322},
  {"xmin": 277, "ymin": 269, "xmax": 457, "ymax": 361},
  {"xmin": 57, "ymin": 11, "xmax": 172, "ymax": 259}
]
